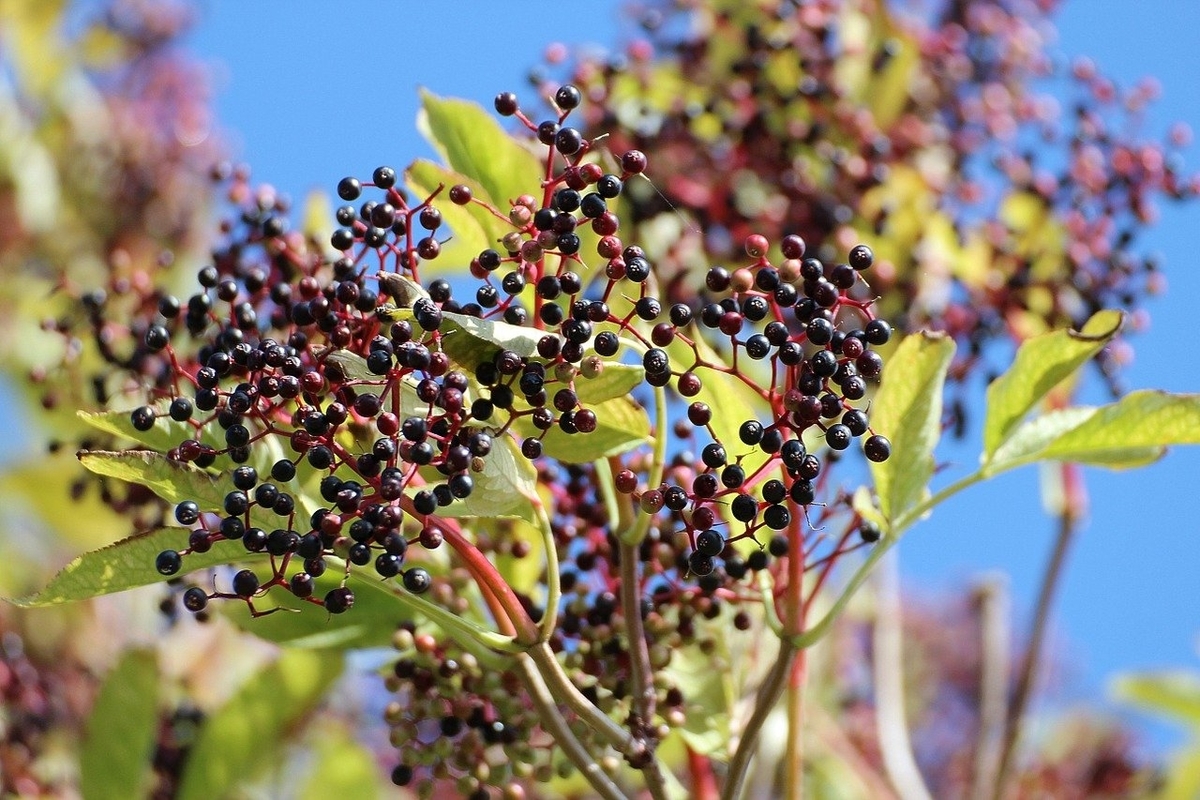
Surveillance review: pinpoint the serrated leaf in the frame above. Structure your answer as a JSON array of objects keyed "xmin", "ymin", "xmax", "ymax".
[
  {"xmin": 177, "ymin": 649, "xmax": 343, "ymax": 800},
  {"xmin": 869, "ymin": 332, "xmax": 955, "ymax": 524},
  {"xmin": 377, "ymin": 271, "xmax": 430, "ymax": 308},
  {"xmin": 10, "ymin": 526, "xmax": 258, "ymax": 607},
  {"xmin": 1113, "ymin": 672, "xmax": 1200, "ymax": 728},
  {"xmin": 80, "ymin": 649, "xmax": 159, "ymax": 800},
  {"xmin": 437, "ymin": 434, "xmax": 537, "ymax": 522},
  {"xmin": 321, "ymin": 350, "xmax": 430, "ymax": 416},
  {"xmin": 438, "ymin": 310, "xmax": 546, "ymax": 371},
  {"xmin": 379, "ymin": 307, "xmax": 545, "ymax": 375},
  {"xmin": 299, "ymin": 723, "xmax": 384, "ymax": 800},
  {"xmin": 224, "ymin": 571, "xmax": 406, "ymax": 650},
  {"xmin": 417, "ymin": 90, "xmax": 541, "ymax": 210},
  {"xmin": 405, "ymin": 160, "xmax": 511, "ymax": 272},
  {"xmin": 1038, "ymin": 391, "xmax": 1200, "ymax": 462},
  {"xmin": 79, "ymin": 448, "xmax": 217, "ymax": 510},
  {"xmin": 988, "ymin": 406, "xmax": 1163, "ymax": 474},
  {"xmin": 983, "ymin": 310, "xmax": 1124, "ymax": 459},
  {"xmin": 517, "ymin": 396, "xmax": 652, "ymax": 463},
  {"xmin": 77, "ymin": 407, "xmax": 199, "ymax": 454}
]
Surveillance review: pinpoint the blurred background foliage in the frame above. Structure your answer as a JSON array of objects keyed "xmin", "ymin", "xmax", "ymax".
[{"xmin": 0, "ymin": 0, "xmax": 1198, "ymax": 797}]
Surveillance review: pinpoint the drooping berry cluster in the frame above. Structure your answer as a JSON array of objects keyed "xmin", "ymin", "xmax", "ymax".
[{"xmin": 91, "ymin": 80, "xmax": 899, "ymax": 796}]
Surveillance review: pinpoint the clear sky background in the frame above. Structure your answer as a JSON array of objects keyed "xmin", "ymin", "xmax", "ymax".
[{"xmin": 43, "ymin": 0, "xmax": 1200, "ymax": 753}]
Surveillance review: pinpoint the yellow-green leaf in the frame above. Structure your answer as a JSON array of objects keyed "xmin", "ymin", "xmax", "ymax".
[
  {"xmin": 417, "ymin": 90, "xmax": 541, "ymax": 211},
  {"xmin": 80, "ymin": 649, "xmax": 159, "ymax": 800},
  {"xmin": 1113, "ymin": 671, "xmax": 1200, "ymax": 729},
  {"xmin": 1038, "ymin": 390, "xmax": 1200, "ymax": 463},
  {"xmin": 299, "ymin": 723, "xmax": 384, "ymax": 800},
  {"xmin": 405, "ymin": 159, "xmax": 511, "ymax": 272},
  {"xmin": 437, "ymin": 434, "xmax": 538, "ymax": 522},
  {"xmin": 983, "ymin": 310, "xmax": 1124, "ymax": 459},
  {"xmin": 10, "ymin": 526, "xmax": 263, "ymax": 607},
  {"xmin": 869, "ymin": 332, "xmax": 955, "ymax": 523},
  {"xmin": 517, "ymin": 396, "xmax": 652, "ymax": 463},
  {"xmin": 178, "ymin": 649, "xmax": 343, "ymax": 800}
]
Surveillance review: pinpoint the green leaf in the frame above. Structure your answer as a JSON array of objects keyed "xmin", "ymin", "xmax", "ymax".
[
  {"xmin": 79, "ymin": 449, "xmax": 219, "ymax": 506},
  {"xmin": 417, "ymin": 90, "xmax": 542, "ymax": 211},
  {"xmin": 517, "ymin": 396, "xmax": 652, "ymax": 463},
  {"xmin": 1037, "ymin": 391, "xmax": 1200, "ymax": 462},
  {"xmin": 11, "ymin": 526, "xmax": 259, "ymax": 607},
  {"xmin": 378, "ymin": 306, "xmax": 545, "ymax": 375},
  {"xmin": 77, "ymin": 407, "xmax": 196, "ymax": 454},
  {"xmin": 80, "ymin": 649, "xmax": 159, "ymax": 800},
  {"xmin": 486, "ymin": 517, "xmax": 546, "ymax": 598},
  {"xmin": 77, "ymin": 450, "xmax": 286, "ymax": 529},
  {"xmin": 437, "ymin": 434, "xmax": 538, "ymax": 522},
  {"xmin": 0, "ymin": 451, "xmax": 129, "ymax": 550},
  {"xmin": 574, "ymin": 360, "xmax": 645, "ymax": 406},
  {"xmin": 224, "ymin": 571, "xmax": 406, "ymax": 650},
  {"xmin": 438, "ymin": 309, "xmax": 546, "ymax": 372},
  {"xmin": 405, "ymin": 159, "xmax": 511, "ymax": 272},
  {"xmin": 178, "ymin": 649, "xmax": 343, "ymax": 800},
  {"xmin": 869, "ymin": 331, "xmax": 955, "ymax": 524},
  {"xmin": 662, "ymin": 630, "xmax": 736, "ymax": 759},
  {"xmin": 299, "ymin": 723, "xmax": 384, "ymax": 800},
  {"xmin": 1113, "ymin": 671, "xmax": 1200, "ymax": 729},
  {"xmin": 983, "ymin": 310, "xmax": 1123, "ymax": 459},
  {"xmin": 988, "ymin": 406, "xmax": 1163, "ymax": 474}
]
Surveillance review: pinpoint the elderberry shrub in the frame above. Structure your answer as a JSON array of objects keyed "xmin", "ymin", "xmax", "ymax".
[{"xmin": 79, "ymin": 79, "xmax": 902, "ymax": 796}]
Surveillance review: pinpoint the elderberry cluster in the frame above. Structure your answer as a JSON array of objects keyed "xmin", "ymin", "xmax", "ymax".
[{"xmin": 87, "ymin": 77, "xmax": 898, "ymax": 795}]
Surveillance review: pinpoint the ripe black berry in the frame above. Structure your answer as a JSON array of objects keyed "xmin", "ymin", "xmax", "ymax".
[
  {"xmin": 864, "ymin": 434, "xmax": 892, "ymax": 462},
  {"xmin": 154, "ymin": 549, "xmax": 181, "ymax": 577},
  {"xmin": 231, "ymin": 569, "xmax": 259, "ymax": 598},
  {"xmin": 325, "ymin": 587, "xmax": 355, "ymax": 614},
  {"xmin": 403, "ymin": 568, "xmax": 432, "ymax": 594}
]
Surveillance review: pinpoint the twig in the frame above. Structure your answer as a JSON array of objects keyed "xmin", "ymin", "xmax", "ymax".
[
  {"xmin": 619, "ymin": 540, "xmax": 671, "ymax": 800},
  {"xmin": 720, "ymin": 640, "xmax": 797, "ymax": 800},
  {"xmin": 970, "ymin": 574, "xmax": 1010, "ymax": 800},
  {"xmin": 990, "ymin": 506, "xmax": 1079, "ymax": 800},
  {"xmin": 873, "ymin": 548, "xmax": 933, "ymax": 800}
]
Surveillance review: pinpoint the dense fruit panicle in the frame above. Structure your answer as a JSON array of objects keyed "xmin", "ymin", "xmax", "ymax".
[{"xmin": 65, "ymin": 73, "xmax": 904, "ymax": 800}]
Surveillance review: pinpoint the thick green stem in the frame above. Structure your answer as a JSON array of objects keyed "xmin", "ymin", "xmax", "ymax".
[{"xmin": 528, "ymin": 494, "xmax": 561, "ymax": 642}]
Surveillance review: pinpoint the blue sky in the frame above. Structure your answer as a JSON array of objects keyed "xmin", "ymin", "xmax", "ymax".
[{"xmin": 106, "ymin": 0, "xmax": 1200, "ymax": 753}]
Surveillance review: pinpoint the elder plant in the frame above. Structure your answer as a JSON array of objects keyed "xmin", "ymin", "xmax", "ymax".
[{"xmin": 8, "ymin": 74, "xmax": 1200, "ymax": 800}]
